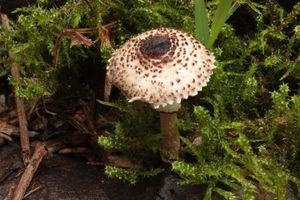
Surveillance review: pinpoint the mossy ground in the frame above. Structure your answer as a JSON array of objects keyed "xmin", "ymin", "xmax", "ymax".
[{"xmin": 1, "ymin": 0, "xmax": 300, "ymax": 199}]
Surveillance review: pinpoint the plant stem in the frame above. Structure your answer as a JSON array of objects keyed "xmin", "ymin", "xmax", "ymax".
[
  {"xmin": 1, "ymin": 14, "xmax": 31, "ymax": 165},
  {"xmin": 11, "ymin": 142, "xmax": 47, "ymax": 200},
  {"xmin": 160, "ymin": 112, "xmax": 180, "ymax": 162}
]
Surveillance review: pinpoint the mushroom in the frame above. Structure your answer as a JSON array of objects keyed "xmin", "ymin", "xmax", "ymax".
[{"xmin": 105, "ymin": 27, "xmax": 215, "ymax": 162}]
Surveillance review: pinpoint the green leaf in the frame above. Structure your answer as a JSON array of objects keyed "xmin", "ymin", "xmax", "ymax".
[
  {"xmin": 195, "ymin": 0, "xmax": 209, "ymax": 45},
  {"xmin": 229, "ymin": 2, "xmax": 240, "ymax": 16},
  {"xmin": 97, "ymin": 100, "xmax": 129, "ymax": 112},
  {"xmin": 207, "ymin": 0, "xmax": 233, "ymax": 48}
]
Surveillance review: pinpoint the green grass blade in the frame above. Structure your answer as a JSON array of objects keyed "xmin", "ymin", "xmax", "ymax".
[
  {"xmin": 207, "ymin": 0, "xmax": 233, "ymax": 49},
  {"xmin": 195, "ymin": 0, "xmax": 209, "ymax": 46},
  {"xmin": 97, "ymin": 100, "xmax": 129, "ymax": 112},
  {"xmin": 229, "ymin": 2, "xmax": 240, "ymax": 16}
]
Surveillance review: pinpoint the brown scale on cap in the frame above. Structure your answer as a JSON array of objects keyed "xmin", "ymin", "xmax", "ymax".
[{"xmin": 106, "ymin": 27, "xmax": 216, "ymax": 109}]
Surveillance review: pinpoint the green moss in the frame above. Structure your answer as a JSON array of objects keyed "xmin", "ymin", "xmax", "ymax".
[
  {"xmin": 2, "ymin": 0, "xmax": 300, "ymax": 199},
  {"xmin": 97, "ymin": 1, "xmax": 300, "ymax": 198}
]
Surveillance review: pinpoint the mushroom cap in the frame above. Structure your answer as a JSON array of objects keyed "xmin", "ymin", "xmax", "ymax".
[{"xmin": 106, "ymin": 27, "xmax": 215, "ymax": 110}]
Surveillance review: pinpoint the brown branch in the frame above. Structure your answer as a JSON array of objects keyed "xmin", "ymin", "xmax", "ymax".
[
  {"xmin": 1, "ymin": 13, "xmax": 31, "ymax": 165},
  {"xmin": 86, "ymin": 161, "xmax": 105, "ymax": 166},
  {"xmin": 101, "ymin": 22, "xmax": 116, "ymax": 48},
  {"xmin": 52, "ymin": 22, "xmax": 116, "ymax": 68},
  {"xmin": 53, "ymin": 28, "xmax": 97, "ymax": 68},
  {"xmin": 81, "ymin": 0, "xmax": 114, "ymax": 48},
  {"xmin": 58, "ymin": 147, "xmax": 91, "ymax": 154},
  {"xmin": 23, "ymin": 184, "xmax": 44, "ymax": 199},
  {"xmin": 11, "ymin": 142, "xmax": 47, "ymax": 200},
  {"xmin": 70, "ymin": 31, "xmax": 95, "ymax": 47},
  {"xmin": 107, "ymin": 155, "xmax": 140, "ymax": 169}
]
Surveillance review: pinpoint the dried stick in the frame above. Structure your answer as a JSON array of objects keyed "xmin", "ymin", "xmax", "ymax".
[
  {"xmin": 1, "ymin": 14, "xmax": 31, "ymax": 165},
  {"xmin": 53, "ymin": 28, "xmax": 97, "ymax": 68},
  {"xmin": 58, "ymin": 147, "xmax": 91, "ymax": 154},
  {"xmin": 52, "ymin": 22, "xmax": 115, "ymax": 68},
  {"xmin": 11, "ymin": 142, "xmax": 47, "ymax": 200},
  {"xmin": 107, "ymin": 155, "xmax": 140, "ymax": 169},
  {"xmin": 23, "ymin": 184, "xmax": 44, "ymax": 199}
]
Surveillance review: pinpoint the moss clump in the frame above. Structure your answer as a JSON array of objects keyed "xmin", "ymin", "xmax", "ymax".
[
  {"xmin": 100, "ymin": 1, "xmax": 300, "ymax": 199},
  {"xmin": 1, "ymin": 0, "xmax": 300, "ymax": 199}
]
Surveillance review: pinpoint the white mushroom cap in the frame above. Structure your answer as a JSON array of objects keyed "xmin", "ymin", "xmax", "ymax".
[{"xmin": 106, "ymin": 27, "xmax": 215, "ymax": 111}]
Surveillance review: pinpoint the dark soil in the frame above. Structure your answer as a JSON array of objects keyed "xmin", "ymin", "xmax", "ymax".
[{"xmin": 0, "ymin": 143, "xmax": 206, "ymax": 200}]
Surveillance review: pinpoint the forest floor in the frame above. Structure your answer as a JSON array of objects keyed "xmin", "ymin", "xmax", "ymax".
[
  {"xmin": 0, "ymin": 143, "xmax": 206, "ymax": 200},
  {"xmin": 0, "ymin": 77, "xmax": 208, "ymax": 200}
]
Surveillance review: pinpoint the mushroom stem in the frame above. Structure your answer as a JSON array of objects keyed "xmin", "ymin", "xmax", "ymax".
[{"xmin": 159, "ymin": 112, "xmax": 180, "ymax": 162}]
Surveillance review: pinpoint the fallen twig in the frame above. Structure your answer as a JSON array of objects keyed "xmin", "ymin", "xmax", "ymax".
[
  {"xmin": 86, "ymin": 161, "xmax": 105, "ymax": 166},
  {"xmin": 52, "ymin": 21, "xmax": 115, "ymax": 69},
  {"xmin": 10, "ymin": 142, "xmax": 47, "ymax": 200},
  {"xmin": 1, "ymin": 13, "xmax": 31, "ymax": 165},
  {"xmin": 53, "ymin": 28, "xmax": 97, "ymax": 68},
  {"xmin": 45, "ymin": 139, "xmax": 67, "ymax": 154},
  {"xmin": 58, "ymin": 147, "xmax": 91, "ymax": 154},
  {"xmin": 0, "ymin": 132, "xmax": 13, "ymax": 142},
  {"xmin": 100, "ymin": 22, "xmax": 115, "ymax": 49},
  {"xmin": 107, "ymin": 155, "xmax": 140, "ymax": 169},
  {"xmin": 23, "ymin": 184, "xmax": 44, "ymax": 199},
  {"xmin": 1, "ymin": 127, "xmax": 39, "ymax": 138}
]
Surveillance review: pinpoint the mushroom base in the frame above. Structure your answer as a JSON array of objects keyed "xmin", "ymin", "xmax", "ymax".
[{"xmin": 160, "ymin": 112, "xmax": 180, "ymax": 162}]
